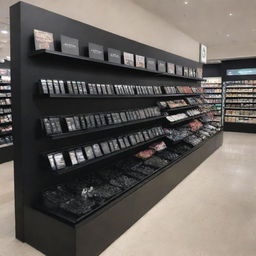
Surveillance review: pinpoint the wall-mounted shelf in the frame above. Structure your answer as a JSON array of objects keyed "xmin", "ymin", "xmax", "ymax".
[
  {"xmin": 48, "ymin": 134, "xmax": 166, "ymax": 175},
  {"xmin": 31, "ymin": 49, "xmax": 205, "ymax": 82},
  {"xmin": 47, "ymin": 115, "xmax": 165, "ymax": 140}
]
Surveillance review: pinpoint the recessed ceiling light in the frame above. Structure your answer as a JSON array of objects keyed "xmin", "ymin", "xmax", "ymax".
[
  {"xmin": 184, "ymin": 1, "xmax": 189, "ymax": 5},
  {"xmin": 1, "ymin": 30, "xmax": 8, "ymax": 34},
  {"xmin": 229, "ymin": 13, "xmax": 233, "ymax": 16},
  {"xmin": 226, "ymin": 34, "xmax": 230, "ymax": 37}
]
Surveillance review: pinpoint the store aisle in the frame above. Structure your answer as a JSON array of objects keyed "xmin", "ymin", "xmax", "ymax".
[{"xmin": 0, "ymin": 132, "xmax": 256, "ymax": 256}]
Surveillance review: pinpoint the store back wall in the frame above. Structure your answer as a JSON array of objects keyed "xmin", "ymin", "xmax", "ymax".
[{"xmin": 5, "ymin": 0, "xmax": 200, "ymax": 61}]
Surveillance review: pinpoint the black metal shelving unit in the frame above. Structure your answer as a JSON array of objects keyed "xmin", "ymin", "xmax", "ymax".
[
  {"xmin": 0, "ymin": 76, "xmax": 13, "ymax": 163},
  {"xmin": 201, "ymin": 78, "xmax": 223, "ymax": 125},
  {"xmin": 11, "ymin": 2, "xmax": 223, "ymax": 256},
  {"xmin": 224, "ymin": 80, "xmax": 256, "ymax": 132}
]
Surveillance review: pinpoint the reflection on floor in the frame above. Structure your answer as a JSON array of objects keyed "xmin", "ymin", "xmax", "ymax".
[{"xmin": 0, "ymin": 132, "xmax": 256, "ymax": 256}]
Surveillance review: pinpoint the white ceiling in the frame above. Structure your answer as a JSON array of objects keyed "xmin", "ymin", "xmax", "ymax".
[
  {"xmin": 1, "ymin": 0, "xmax": 256, "ymax": 61},
  {"xmin": 132, "ymin": 0, "xmax": 256, "ymax": 60}
]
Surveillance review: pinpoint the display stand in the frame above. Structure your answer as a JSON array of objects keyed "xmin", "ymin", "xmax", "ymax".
[
  {"xmin": 11, "ymin": 2, "xmax": 223, "ymax": 256},
  {"xmin": 0, "ymin": 64, "xmax": 13, "ymax": 164}
]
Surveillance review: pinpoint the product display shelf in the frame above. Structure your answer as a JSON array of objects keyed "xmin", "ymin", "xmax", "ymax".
[
  {"xmin": 45, "ymin": 115, "xmax": 165, "ymax": 140},
  {"xmin": 164, "ymin": 104, "xmax": 200, "ymax": 112},
  {"xmin": 31, "ymin": 49, "xmax": 205, "ymax": 82},
  {"xmin": 45, "ymin": 134, "xmax": 166, "ymax": 175},
  {"xmin": 225, "ymin": 107, "xmax": 256, "ymax": 110},
  {"xmin": 201, "ymin": 77, "xmax": 223, "ymax": 126},
  {"xmin": 166, "ymin": 111, "xmax": 211, "ymax": 126},
  {"xmin": 11, "ymin": 3, "xmax": 223, "ymax": 256},
  {"xmin": 45, "ymin": 93, "xmax": 202, "ymax": 99},
  {"xmin": 38, "ymin": 130, "xmax": 222, "ymax": 224},
  {"xmin": 224, "ymin": 80, "xmax": 256, "ymax": 132},
  {"xmin": 0, "ymin": 73, "xmax": 13, "ymax": 163}
]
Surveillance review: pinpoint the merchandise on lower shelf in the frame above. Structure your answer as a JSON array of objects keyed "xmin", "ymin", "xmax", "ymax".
[{"xmin": 224, "ymin": 80, "xmax": 256, "ymax": 127}]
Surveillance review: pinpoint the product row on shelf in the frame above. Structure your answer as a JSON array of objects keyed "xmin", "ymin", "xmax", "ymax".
[
  {"xmin": 224, "ymin": 80, "xmax": 256, "ymax": 125},
  {"xmin": 34, "ymin": 29, "xmax": 203, "ymax": 80},
  {"xmin": 201, "ymin": 77, "xmax": 223, "ymax": 126},
  {"xmin": 41, "ymin": 119, "xmax": 221, "ymax": 222},
  {"xmin": 0, "ymin": 73, "xmax": 12, "ymax": 148},
  {"xmin": 40, "ymin": 79, "xmax": 203, "ymax": 97}
]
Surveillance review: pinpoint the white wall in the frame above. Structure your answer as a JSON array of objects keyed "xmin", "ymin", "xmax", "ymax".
[{"xmin": 6, "ymin": 0, "xmax": 200, "ymax": 61}]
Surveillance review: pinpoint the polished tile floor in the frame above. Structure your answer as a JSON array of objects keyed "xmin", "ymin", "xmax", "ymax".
[{"xmin": 0, "ymin": 132, "xmax": 256, "ymax": 256}]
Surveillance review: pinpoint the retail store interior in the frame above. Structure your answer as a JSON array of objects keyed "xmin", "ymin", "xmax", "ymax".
[{"xmin": 0, "ymin": 1, "xmax": 256, "ymax": 256}]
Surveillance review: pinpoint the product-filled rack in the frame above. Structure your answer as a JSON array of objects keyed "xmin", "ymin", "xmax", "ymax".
[
  {"xmin": 224, "ymin": 80, "xmax": 256, "ymax": 132},
  {"xmin": 11, "ymin": 2, "xmax": 223, "ymax": 256},
  {"xmin": 0, "ymin": 68, "xmax": 13, "ymax": 163},
  {"xmin": 201, "ymin": 77, "xmax": 223, "ymax": 126}
]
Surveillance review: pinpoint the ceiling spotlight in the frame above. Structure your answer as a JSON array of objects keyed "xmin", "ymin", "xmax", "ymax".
[
  {"xmin": 184, "ymin": 1, "xmax": 189, "ymax": 5},
  {"xmin": 229, "ymin": 13, "xmax": 233, "ymax": 16},
  {"xmin": 1, "ymin": 30, "xmax": 8, "ymax": 34},
  {"xmin": 226, "ymin": 34, "xmax": 230, "ymax": 37}
]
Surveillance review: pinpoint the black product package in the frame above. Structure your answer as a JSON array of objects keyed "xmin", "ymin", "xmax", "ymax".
[
  {"xmin": 84, "ymin": 146, "xmax": 95, "ymax": 160},
  {"xmin": 53, "ymin": 80, "xmax": 60, "ymax": 94},
  {"xmin": 121, "ymin": 136, "xmax": 130, "ymax": 148},
  {"xmin": 108, "ymin": 48, "xmax": 121, "ymax": 64},
  {"xmin": 47, "ymin": 154, "xmax": 56, "ymax": 170},
  {"xmin": 75, "ymin": 148, "xmax": 86, "ymax": 163},
  {"xmin": 118, "ymin": 137, "xmax": 126, "ymax": 149},
  {"xmin": 46, "ymin": 80, "xmax": 54, "ymax": 94},
  {"xmin": 66, "ymin": 81, "xmax": 74, "ymax": 94},
  {"xmin": 94, "ymin": 115, "xmax": 102, "ymax": 127},
  {"xmin": 43, "ymin": 118, "xmax": 52, "ymax": 135},
  {"xmin": 60, "ymin": 35, "xmax": 79, "ymax": 55},
  {"xmin": 96, "ymin": 84, "xmax": 102, "ymax": 94},
  {"xmin": 100, "ymin": 142, "xmax": 111, "ymax": 155},
  {"xmin": 89, "ymin": 115, "xmax": 96, "ymax": 128},
  {"xmin": 81, "ymin": 82, "xmax": 88, "ymax": 94},
  {"xmin": 76, "ymin": 81, "xmax": 84, "ymax": 94},
  {"xmin": 99, "ymin": 114, "xmax": 106, "ymax": 126},
  {"xmin": 59, "ymin": 80, "xmax": 66, "ymax": 94},
  {"xmin": 53, "ymin": 153, "xmax": 66, "ymax": 169},
  {"xmin": 92, "ymin": 144, "xmax": 103, "ymax": 157},
  {"xmin": 40, "ymin": 79, "xmax": 48, "ymax": 94},
  {"xmin": 72, "ymin": 81, "xmax": 79, "ymax": 94},
  {"xmin": 69, "ymin": 150, "xmax": 78, "ymax": 165},
  {"xmin": 73, "ymin": 116, "xmax": 81, "ymax": 130},
  {"xmin": 88, "ymin": 42, "xmax": 104, "ymax": 60},
  {"xmin": 79, "ymin": 116, "xmax": 87, "ymax": 129}
]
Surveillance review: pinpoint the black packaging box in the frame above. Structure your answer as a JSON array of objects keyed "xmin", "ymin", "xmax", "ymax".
[
  {"xmin": 157, "ymin": 60, "xmax": 166, "ymax": 73},
  {"xmin": 61, "ymin": 35, "xmax": 79, "ymax": 56},
  {"xmin": 146, "ymin": 58, "xmax": 156, "ymax": 71},
  {"xmin": 88, "ymin": 42, "xmax": 104, "ymax": 60},
  {"xmin": 46, "ymin": 80, "xmax": 54, "ymax": 94},
  {"xmin": 66, "ymin": 81, "xmax": 74, "ymax": 94},
  {"xmin": 71, "ymin": 81, "xmax": 79, "ymax": 94},
  {"xmin": 176, "ymin": 65, "xmax": 183, "ymax": 76},
  {"xmin": 108, "ymin": 48, "xmax": 121, "ymax": 64},
  {"xmin": 40, "ymin": 79, "xmax": 48, "ymax": 94}
]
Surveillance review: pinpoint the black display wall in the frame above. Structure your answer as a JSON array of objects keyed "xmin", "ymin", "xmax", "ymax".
[
  {"xmin": 11, "ymin": 2, "xmax": 223, "ymax": 256},
  {"xmin": 203, "ymin": 63, "xmax": 221, "ymax": 78},
  {"xmin": 222, "ymin": 58, "xmax": 256, "ymax": 133}
]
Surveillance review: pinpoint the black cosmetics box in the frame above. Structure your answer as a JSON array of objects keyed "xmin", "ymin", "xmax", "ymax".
[
  {"xmin": 176, "ymin": 65, "xmax": 183, "ymax": 76},
  {"xmin": 108, "ymin": 48, "xmax": 121, "ymax": 64},
  {"xmin": 157, "ymin": 60, "xmax": 166, "ymax": 73},
  {"xmin": 60, "ymin": 35, "xmax": 79, "ymax": 55},
  {"xmin": 146, "ymin": 58, "xmax": 156, "ymax": 71},
  {"xmin": 88, "ymin": 43, "xmax": 104, "ymax": 60}
]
